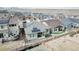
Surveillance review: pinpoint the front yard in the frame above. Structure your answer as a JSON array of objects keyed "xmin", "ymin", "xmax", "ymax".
[
  {"xmin": 44, "ymin": 33, "xmax": 79, "ymax": 51},
  {"xmin": 0, "ymin": 40, "xmax": 24, "ymax": 51},
  {"xmin": 52, "ymin": 31, "xmax": 64, "ymax": 34}
]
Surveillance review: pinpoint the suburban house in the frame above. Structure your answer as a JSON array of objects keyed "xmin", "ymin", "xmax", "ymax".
[
  {"xmin": 23, "ymin": 17, "xmax": 65, "ymax": 40},
  {"xmin": 18, "ymin": 16, "xmax": 34, "ymax": 32},
  {"xmin": 23, "ymin": 18, "xmax": 49, "ymax": 40},
  {"xmin": 0, "ymin": 16, "xmax": 20, "ymax": 42},
  {"xmin": 60, "ymin": 18, "xmax": 79, "ymax": 30},
  {"xmin": 69, "ymin": 18, "xmax": 79, "ymax": 27},
  {"xmin": 9, "ymin": 17, "xmax": 20, "ymax": 40},
  {"xmin": 42, "ymin": 19, "xmax": 65, "ymax": 34},
  {"xmin": 0, "ymin": 18, "xmax": 9, "ymax": 41}
]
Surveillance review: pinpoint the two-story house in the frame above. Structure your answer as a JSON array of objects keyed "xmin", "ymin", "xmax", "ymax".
[
  {"xmin": 23, "ymin": 18, "xmax": 49, "ymax": 40},
  {"xmin": 8, "ymin": 17, "xmax": 20, "ymax": 40},
  {"xmin": 0, "ymin": 18, "xmax": 9, "ymax": 41}
]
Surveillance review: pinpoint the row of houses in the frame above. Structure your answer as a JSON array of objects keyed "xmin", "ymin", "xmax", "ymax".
[
  {"xmin": 23, "ymin": 19, "xmax": 65, "ymax": 40},
  {"xmin": 23, "ymin": 16, "xmax": 79, "ymax": 40},
  {"xmin": 0, "ymin": 14, "xmax": 79, "ymax": 42},
  {"xmin": 25, "ymin": 14, "xmax": 79, "ymax": 40}
]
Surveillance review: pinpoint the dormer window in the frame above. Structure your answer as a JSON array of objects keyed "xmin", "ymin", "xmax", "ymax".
[
  {"xmin": 32, "ymin": 27, "xmax": 40, "ymax": 32},
  {"xmin": 9, "ymin": 24, "xmax": 16, "ymax": 27},
  {"xmin": 23, "ymin": 17, "xmax": 25, "ymax": 20},
  {"xmin": 1, "ymin": 25, "xmax": 4, "ymax": 29},
  {"xmin": 34, "ymin": 18, "xmax": 36, "ymax": 20}
]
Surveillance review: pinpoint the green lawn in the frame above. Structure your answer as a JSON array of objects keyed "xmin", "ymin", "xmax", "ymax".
[{"xmin": 52, "ymin": 31, "xmax": 64, "ymax": 34}]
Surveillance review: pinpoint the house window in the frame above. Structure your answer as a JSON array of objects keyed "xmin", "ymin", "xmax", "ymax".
[
  {"xmin": 0, "ymin": 33, "xmax": 3, "ymax": 38},
  {"xmin": 14, "ymin": 24, "xmax": 16, "ymax": 26},
  {"xmin": 56, "ymin": 25, "xmax": 63, "ymax": 31},
  {"xmin": 46, "ymin": 29, "xmax": 49, "ymax": 32},
  {"xmin": 59, "ymin": 28, "xmax": 62, "ymax": 31},
  {"xmin": 54, "ymin": 28, "xmax": 57, "ymax": 31},
  {"xmin": 37, "ymin": 32, "xmax": 42, "ymax": 38},
  {"xmin": 12, "ymin": 24, "xmax": 14, "ymax": 27},
  {"xmin": 9, "ymin": 25, "xmax": 11, "ymax": 27},
  {"xmin": 49, "ymin": 29, "xmax": 52, "ymax": 34},
  {"xmin": 29, "ymin": 34, "xmax": 31, "ymax": 38},
  {"xmin": 1, "ymin": 26, "xmax": 4, "ymax": 29},
  {"xmin": 29, "ymin": 34, "xmax": 34, "ymax": 38},
  {"xmin": 9, "ymin": 24, "xmax": 16, "ymax": 27},
  {"xmin": 33, "ymin": 34, "xmax": 34, "ymax": 37},
  {"xmin": 71, "ymin": 24, "xmax": 73, "ymax": 28}
]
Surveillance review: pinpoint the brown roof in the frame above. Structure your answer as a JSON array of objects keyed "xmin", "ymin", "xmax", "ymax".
[
  {"xmin": 43, "ymin": 19, "xmax": 63, "ymax": 28},
  {"xmin": 9, "ymin": 17, "xmax": 19, "ymax": 24}
]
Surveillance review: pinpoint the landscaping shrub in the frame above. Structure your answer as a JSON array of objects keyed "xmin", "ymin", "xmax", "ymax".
[
  {"xmin": 69, "ymin": 32, "xmax": 76, "ymax": 37},
  {"xmin": 77, "ymin": 30, "xmax": 79, "ymax": 33},
  {"xmin": 45, "ymin": 34, "xmax": 51, "ymax": 37}
]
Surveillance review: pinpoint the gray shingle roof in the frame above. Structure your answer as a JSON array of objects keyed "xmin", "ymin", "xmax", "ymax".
[
  {"xmin": 69, "ymin": 18, "xmax": 79, "ymax": 23},
  {"xmin": 0, "ymin": 18, "xmax": 9, "ymax": 24},
  {"xmin": 43, "ymin": 19, "xmax": 63, "ymax": 28},
  {"xmin": 9, "ymin": 17, "xmax": 19, "ymax": 24},
  {"xmin": 60, "ymin": 18, "xmax": 77, "ymax": 26}
]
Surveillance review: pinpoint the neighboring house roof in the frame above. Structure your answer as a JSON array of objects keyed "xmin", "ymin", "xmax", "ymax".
[
  {"xmin": 69, "ymin": 18, "xmax": 79, "ymax": 24},
  {"xmin": 0, "ymin": 18, "xmax": 9, "ymax": 24},
  {"xmin": 60, "ymin": 18, "xmax": 77, "ymax": 26},
  {"xmin": 9, "ymin": 17, "xmax": 19, "ymax": 24},
  {"xmin": 43, "ymin": 19, "xmax": 63, "ymax": 28}
]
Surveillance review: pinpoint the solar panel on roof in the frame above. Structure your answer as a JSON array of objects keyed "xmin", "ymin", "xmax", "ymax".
[{"xmin": 32, "ymin": 27, "xmax": 40, "ymax": 32}]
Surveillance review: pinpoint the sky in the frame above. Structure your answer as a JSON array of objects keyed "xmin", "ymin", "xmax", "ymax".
[{"xmin": 0, "ymin": 0, "xmax": 79, "ymax": 7}]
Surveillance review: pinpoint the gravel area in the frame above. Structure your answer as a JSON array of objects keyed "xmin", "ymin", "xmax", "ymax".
[
  {"xmin": 0, "ymin": 40, "xmax": 25, "ymax": 51},
  {"xmin": 27, "ymin": 33, "xmax": 79, "ymax": 51},
  {"xmin": 27, "ymin": 44, "xmax": 49, "ymax": 51},
  {"xmin": 44, "ymin": 34, "xmax": 79, "ymax": 51}
]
